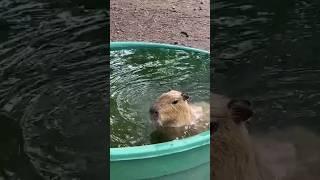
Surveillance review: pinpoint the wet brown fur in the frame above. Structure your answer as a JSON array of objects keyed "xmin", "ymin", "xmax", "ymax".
[
  {"xmin": 211, "ymin": 94, "xmax": 274, "ymax": 180},
  {"xmin": 151, "ymin": 90, "xmax": 204, "ymax": 127},
  {"xmin": 150, "ymin": 90, "xmax": 209, "ymax": 143}
]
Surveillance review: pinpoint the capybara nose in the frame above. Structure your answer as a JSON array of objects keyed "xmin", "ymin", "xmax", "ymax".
[
  {"xmin": 149, "ymin": 106, "xmax": 158, "ymax": 115},
  {"xmin": 149, "ymin": 106, "xmax": 159, "ymax": 120}
]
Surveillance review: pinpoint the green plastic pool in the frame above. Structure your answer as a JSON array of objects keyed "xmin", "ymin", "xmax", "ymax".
[{"xmin": 110, "ymin": 42, "xmax": 210, "ymax": 180}]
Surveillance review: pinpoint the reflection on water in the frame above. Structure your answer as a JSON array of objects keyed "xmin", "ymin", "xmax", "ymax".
[
  {"xmin": 214, "ymin": 0, "xmax": 320, "ymax": 178},
  {"xmin": 110, "ymin": 48, "xmax": 210, "ymax": 147},
  {"xmin": 0, "ymin": 0, "xmax": 107, "ymax": 179}
]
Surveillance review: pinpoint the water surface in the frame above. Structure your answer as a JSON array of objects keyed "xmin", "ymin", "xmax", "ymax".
[
  {"xmin": 110, "ymin": 47, "xmax": 210, "ymax": 147},
  {"xmin": 0, "ymin": 0, "xmax": 107, "ymax": 179}
]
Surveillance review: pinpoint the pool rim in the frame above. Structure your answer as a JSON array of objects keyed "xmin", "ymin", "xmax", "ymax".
[
  {"xmin": 110, "ymin": 41, "xmax": 209, "ymax": 54},
  {"xmin": 110, "ymin": 41, "xmax": 210, "ymax": 161}
]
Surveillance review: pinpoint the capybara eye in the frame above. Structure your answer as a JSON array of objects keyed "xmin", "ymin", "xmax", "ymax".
[{"xmin": 172, "ymin": 100, "xmax": 179, "ymax": 104}]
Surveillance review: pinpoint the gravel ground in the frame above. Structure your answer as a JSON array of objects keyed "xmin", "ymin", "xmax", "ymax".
[{"xmin": 110, "ymin": 0, "xmax": 210, "ymax": 51}]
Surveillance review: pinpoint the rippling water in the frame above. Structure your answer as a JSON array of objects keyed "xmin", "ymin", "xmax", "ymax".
[
  {"xmin": 0, "ymin": 0, "xmax": 107, "ymax": 179},
  {"xmin": 110, "ymin": 47, "xmax": 210, "ymax": 147},
  {"xmin": 213, "ymin": 0, "xmax": 320, "ymax": 132},
  {"xmin": 213, "ymin": 0, "xmax": 320, "ymax": 178}
]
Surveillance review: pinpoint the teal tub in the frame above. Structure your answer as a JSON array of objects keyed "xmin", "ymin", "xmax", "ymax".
[{"xmin": 110, "ymin": 42, "xmax": 210, "ymax": 180}]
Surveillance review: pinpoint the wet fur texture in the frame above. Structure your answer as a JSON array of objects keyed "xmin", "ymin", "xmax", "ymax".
[
  {"xmin": 210, "ymin": 94, "xmax": 274, "ymax": 180},
  {"xmin": 150, "ymin": 90, "xmax": 206, "ymax": 127},
  {"xmin": 149, "ymin": 90, "xmax": 209, "ymax": 143}
]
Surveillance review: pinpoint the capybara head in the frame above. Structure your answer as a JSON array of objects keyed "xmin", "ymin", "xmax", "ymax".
[
  {"xmin": 210, "ymin": 95, "xmax": 264, "ymax": 180},
  {"xmin": 226, "ymin": 98, "xmax": 253, "ymax": 127},
  {"xmin": 210, "ymin": 94, "xmax": 253, "ymax": 136},
  {"xmin": 149, "ymin": 90, "xmax": 192, "ymax": 127}
]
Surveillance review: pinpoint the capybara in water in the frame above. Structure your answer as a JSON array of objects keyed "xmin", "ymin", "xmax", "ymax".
[
  {"xmin": 210, "ymin": 94, "xmax": 274, "ymax": 180},
  {"xmin": 149, "ymin": 90, "xmax": 209, "ymax": 143}
]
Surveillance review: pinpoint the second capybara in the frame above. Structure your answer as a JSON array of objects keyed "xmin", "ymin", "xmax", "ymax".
[{"xmin": 210, "ymin": 94, "xmax": 275, "ymax": 180}]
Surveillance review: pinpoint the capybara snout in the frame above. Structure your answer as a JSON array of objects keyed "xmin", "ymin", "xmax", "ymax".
[{"xmin": 149, "ymin": 90, "xmax": 194, "ymax": 127}]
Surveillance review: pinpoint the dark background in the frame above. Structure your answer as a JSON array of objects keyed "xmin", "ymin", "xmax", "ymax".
[
  {"xmin": 212, "ymin": 0, "xmax": 320, "ymax": 133},
  {"xmin": 212, "ymin": 0, "xmax": 320, "ymax": 178},
  {"xmin": 0, "ymin": 0, "xmax": 109, "ymax": 179}
]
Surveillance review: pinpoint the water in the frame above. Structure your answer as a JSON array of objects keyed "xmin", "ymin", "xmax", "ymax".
[
  {"xmin": 110, "ymin": 47, "xmax": 210, "ymax": 147},
  {"xmin": 213, "ymin": 0, "xmax": 320, "ymax": 178},
  {"xmin": 0, "ymin": 0, "xmax": 107, "ymax": 179}
]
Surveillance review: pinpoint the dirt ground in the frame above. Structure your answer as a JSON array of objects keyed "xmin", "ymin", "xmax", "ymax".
[{"xmin": 110, "ymin": 0, "xmax": 210, "ymax": 51}]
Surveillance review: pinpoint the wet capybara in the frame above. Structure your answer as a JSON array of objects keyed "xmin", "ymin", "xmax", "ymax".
[
  {"xmin": 149, "ymin": 90, "xmax": 209, "ymax": 143},
  {"xmin": 210, "ymin": 94, "xmax": 274, "ymax": 180}
]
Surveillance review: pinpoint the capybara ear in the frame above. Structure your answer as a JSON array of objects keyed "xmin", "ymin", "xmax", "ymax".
[
  {"xmin": 227, "ymin": 99, "xmax": 253, "ymax": 123},
  {"xmin": 181, "ymin": 92, "xmax": 190, "ymax": 101},
  {"xmin": 168, "ymin": 88, "xmax": 172, "ymax": 92}
]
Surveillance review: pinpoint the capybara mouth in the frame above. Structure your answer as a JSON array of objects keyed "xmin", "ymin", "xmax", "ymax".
[
  {"xmin": 150, "ymin": 113, "xmax": 159, "ymax": 121},
  {"xmin": 149, "ymin": 106, "xmax": 159, "ymax": 121}
]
